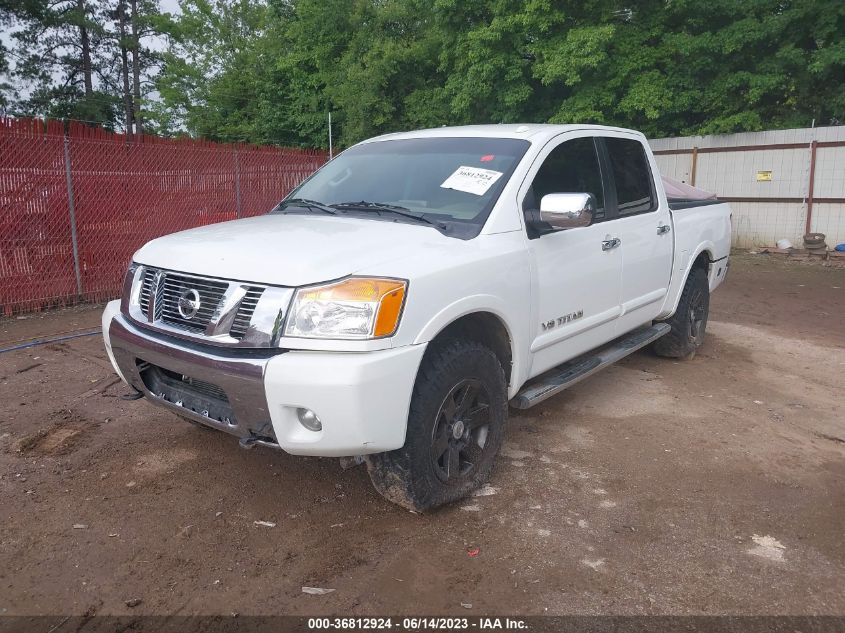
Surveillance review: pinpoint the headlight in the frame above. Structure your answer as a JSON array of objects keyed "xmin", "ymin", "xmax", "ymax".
[{"xmin": 285, "ymin": 277, "xmax": 407, "ymax": 339}]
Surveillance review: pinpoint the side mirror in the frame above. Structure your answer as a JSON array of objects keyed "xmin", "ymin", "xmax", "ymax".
[{"xmin": 539, "ymin": 193, "xmax": 595, "ymax": 229}]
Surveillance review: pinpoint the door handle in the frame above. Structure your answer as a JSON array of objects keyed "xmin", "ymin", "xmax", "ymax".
[
  {"xmin": 601, "ymin": 237, "xmax": 621, "ymax": 251},
  {"xmin": 657, "ymin": 224, "xmax": 671, "ymax": 235}
]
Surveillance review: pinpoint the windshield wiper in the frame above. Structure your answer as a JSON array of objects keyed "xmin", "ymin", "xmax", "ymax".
[
  {"xmin": 333, "ymin": 200, "xmax": 411, "ymax": 212},
  {"xmin": 275, "ymin": 198, "xmax": 337, "ymax": 215},
  {"xmin": 331, "ymin": 201, "xmax": 443, "ymax": 227}
]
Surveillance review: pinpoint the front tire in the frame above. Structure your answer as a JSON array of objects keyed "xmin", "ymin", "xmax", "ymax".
[
  {"xmin": 654, "ymin": 267, "xmax": 710, "ymax": 360},
  {"xmin": 366, "ymin": 339, "xmax": 507, "ymax": 512}
]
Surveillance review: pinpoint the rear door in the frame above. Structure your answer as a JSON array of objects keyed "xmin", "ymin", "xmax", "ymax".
[
  {"xmin": 599, "ymin": 135, "xmax": 673, "ymax": 333},
  {"xmin": 523, "ymin": 133, "xmax": 623, "ymax": 378}
]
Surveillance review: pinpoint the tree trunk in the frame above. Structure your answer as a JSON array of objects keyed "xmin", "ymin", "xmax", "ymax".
[
  {"xmin": 130, "ymin": 0, "xmax": 142, "ymax": 138},
  {"xmin": 78, "ymin": 0, "xmax": 93, "ymax": 96},
  {"xmin": 117, "ymin": 0, "xmax": 134, "ymax": 134}
]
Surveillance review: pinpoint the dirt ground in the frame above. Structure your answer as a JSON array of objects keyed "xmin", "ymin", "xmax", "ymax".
[{"xmin": 1, "ymin": 253, "xmax": 843, "ymax": 617}]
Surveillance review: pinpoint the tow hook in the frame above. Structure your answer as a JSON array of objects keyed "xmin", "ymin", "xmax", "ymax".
[
  {"xmin": 120, "ymin": 389, "xmax": 144, "ymax": 401},
  {"xmin": 239, "ymin": 436, "xmax": 259, "ymax": 450},
  {"xmin": 339, "ymin": 455, "xmax": 365, "ymax": 470}
]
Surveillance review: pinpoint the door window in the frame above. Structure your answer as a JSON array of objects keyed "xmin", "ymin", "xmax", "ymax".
[
  {"xmin": 604, "ymin": 137, "xmax": 656, "ymax": 215},
  {"xmin": 523, "ymin": 137, "xmax": 606, "ymax": 220}
]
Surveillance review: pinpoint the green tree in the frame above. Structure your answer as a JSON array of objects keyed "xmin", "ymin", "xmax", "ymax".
[
  {"xmin": 5, "ymin": 0, "xmax": 165, "ymax": 130},
  {"xmin": 89, "ymin": 0, "xmax": 164, "ymax": 134},
  {"xmin": 151, "ymin": 0, "xmax": 844, "ymax": 146},
  {"xmin": 153, "ymin": 0, "xmax": 274, "ymax": 140},
  {"xmin": 10, "ymin": 0, "xmax": 113, "ymax": 122},
  {"xmin": 538, "ymin": 0, "xmax": 845, "ymax": 136},
  {"xmin": 322, "ymin": 0, "xmax": 446, "ymax": 144},
  {"xmin": 0, "ymin": 1, "xmax": 13, "ymax": 108}
]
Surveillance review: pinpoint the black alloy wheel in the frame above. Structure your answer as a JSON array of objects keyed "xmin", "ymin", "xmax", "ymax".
[{"xmin": 430, "ymin": 378, "xmax": 491, "ymax": 482}]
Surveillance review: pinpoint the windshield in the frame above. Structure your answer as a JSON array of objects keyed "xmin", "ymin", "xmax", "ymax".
[{"xmin": 275, "ymin": 137, "xmax": 531, "ymax": 238}]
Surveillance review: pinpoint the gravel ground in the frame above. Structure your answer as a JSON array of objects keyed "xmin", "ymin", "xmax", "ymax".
[{"xmin": 0, "ymin": 253, "xmax": 843, "ymax": 616}]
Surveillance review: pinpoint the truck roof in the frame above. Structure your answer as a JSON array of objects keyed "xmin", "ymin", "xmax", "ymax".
[{"xmin": 359, "ymin": 123, "xmax": 644, "ymax": 145}]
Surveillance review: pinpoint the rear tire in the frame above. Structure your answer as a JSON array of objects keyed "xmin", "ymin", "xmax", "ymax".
[
  {"xmin": 366, "ymin": 339, "xmax": 507, "ymax": 512},
  {"xmin": 654, "ymin": 267, "xmax": 710, "ymax": 360}
]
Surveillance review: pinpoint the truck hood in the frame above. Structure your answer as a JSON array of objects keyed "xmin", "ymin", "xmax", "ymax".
[{"xmin": 133, "ymin": 214, "xmax": 460, "ymax": 286}]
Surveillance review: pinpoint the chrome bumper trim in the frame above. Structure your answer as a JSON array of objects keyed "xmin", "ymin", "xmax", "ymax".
[{"xmin": 109, "ymin": 314, "xmax": 283, "ymax": 445}]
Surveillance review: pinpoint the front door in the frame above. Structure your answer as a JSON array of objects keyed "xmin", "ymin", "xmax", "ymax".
[{"xmin": 523, "ymin": 134, "xmax": 623, "ymax": 378}]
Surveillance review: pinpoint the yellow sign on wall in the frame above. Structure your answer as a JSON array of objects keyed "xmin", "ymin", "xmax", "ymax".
[{"xmin": 756, "ymin": 170, "xmax": 773, "ymax": 181}]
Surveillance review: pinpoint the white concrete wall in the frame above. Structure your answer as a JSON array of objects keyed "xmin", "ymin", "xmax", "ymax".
[{"xmin": 649, "ymin": 127, "xmax": 845, "ymax": 249}]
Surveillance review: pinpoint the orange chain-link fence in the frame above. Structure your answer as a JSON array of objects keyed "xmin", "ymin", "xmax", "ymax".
[{"xmin": 0, "ymin": 117, "xmax": 327, "ymax": 315}]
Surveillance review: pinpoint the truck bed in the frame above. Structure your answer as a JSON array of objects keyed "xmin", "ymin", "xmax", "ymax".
[
  {"xmin": 667, "ymin": 198, "xmax": 725, "ymax": 211},
  {"xmin": 656, "ymin": 199, "xmax": 732, "ymax": 318}
]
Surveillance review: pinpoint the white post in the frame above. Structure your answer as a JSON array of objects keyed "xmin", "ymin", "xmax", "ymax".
[
  {"xmin": 63, "ymin": 135, "xmax": 83, "ymax": 297},
  {"xmin": 328, "ymin": 111, "xmax": 333, "ymax": 159}
]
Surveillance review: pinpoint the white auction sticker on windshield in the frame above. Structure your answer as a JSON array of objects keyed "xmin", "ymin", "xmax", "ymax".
[{"xmin": 440, "ymin": 165, "xmax": 504, "ymax": 196}]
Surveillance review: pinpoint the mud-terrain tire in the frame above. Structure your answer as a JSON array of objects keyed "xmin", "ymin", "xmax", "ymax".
[
  {"xmin": 367, "ymin": 339, "xmax": 507, "ymax": 512},
  {"xmin": 653, "ymin": 267, "xmax": 710, "ymax": 360}
]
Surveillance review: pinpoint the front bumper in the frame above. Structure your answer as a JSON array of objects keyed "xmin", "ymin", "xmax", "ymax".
[{"xmin": 102, "ymin": 301, "xmax": 426, "ymax": 456}]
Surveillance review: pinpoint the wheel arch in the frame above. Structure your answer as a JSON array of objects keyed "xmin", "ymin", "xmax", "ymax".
[
  {"xmin": 413, "ymin": 301, "xmax": 516, "ymax": 388},
  {"xmin": 690, "ymin": 248, "xmax": 713, "ymax": 275},
  {"xmin": 660, "ymin": 243, "xmax": 714, "ymax": 318}
]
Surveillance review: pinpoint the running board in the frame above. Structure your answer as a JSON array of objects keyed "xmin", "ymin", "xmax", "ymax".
[{"xmin": 511, "ymin": 323, "xmax": 671, "ymax": 410}]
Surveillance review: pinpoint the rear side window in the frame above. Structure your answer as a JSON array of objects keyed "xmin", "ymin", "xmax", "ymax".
[{"xmin": 605, "ymin": 138, "xmax": 655, "ymax": 215}]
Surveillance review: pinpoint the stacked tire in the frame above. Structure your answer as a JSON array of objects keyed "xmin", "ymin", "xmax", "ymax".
[{"xmin": 803, "ymin": 232, "xmax": 828, "ymax": 256}]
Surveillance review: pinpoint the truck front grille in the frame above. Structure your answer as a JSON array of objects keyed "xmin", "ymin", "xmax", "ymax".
[
  {"xmin": 229, "ymin": 286, "xmax": 264, "ymax": 339},
  {"xmin": 159, "ymin": 273, "xmax": 228, "ymax": 332},
  {"xmin": 137, "ymin": 268, "xmax": 229, "ymax": 332},
  {"xmin": 131, "ymin": 266, "xmax": 290, "ymax": 347},
  {"xmin": 138, "ymin": 268, "xmax": 155, "ymax": 315}
]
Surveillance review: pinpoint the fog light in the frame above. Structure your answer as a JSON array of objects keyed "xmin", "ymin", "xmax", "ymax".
[{"xmin": 296, "ymin": 407, "xmax": 322, "ymax": 432}]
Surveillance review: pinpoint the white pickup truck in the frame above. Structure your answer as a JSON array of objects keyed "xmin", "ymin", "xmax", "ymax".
[{"xmin": 102, "ymin": 124, "xmax": 731, "ymax": 510}]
